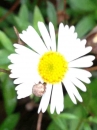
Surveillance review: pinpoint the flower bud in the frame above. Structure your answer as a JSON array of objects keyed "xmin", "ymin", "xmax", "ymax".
[{"xmin": 32, "ymin": 82, "xmax": 46, "ymax": 97}]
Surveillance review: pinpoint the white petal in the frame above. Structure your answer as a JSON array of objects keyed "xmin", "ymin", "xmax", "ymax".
[
  {"xmin": 50, "ymin": 83, "xmax": 64, "ymax": 114},
  {"xmin": 70, "ymin": 77, "xmax": 86, "ymax": 92},
  {"xmin": 17, "ymin": 89, "xmax": 31, "ymax": 97},
  {"xmin": 58, "ymin": 23, "xmax": 65, "ymax": 49},
  {"xmin": 9, "ymin": 73, "xmax": 18, "ymax": 78},
  {"xmin": 17, "ymin": 91, "xmax": 31, "ymax": 99},
  {"xmin": 68, "ymin": 68, "xmax": 92, "ymax": 78},
  {"xmin": 70, "ymin": 26, "xmax": 75, "ymax": 33},
  {"xmin": 58, "ymin": 24, "xmax": 77, "ymax": 55},
  {"xmin": 81, "ymin": 39, "xmax": 87, "ymax": 47},
  {"xmin": 50, "ymin": 86, "xmax": 56, "ymax": 114},
  {"xmin": 8, "ymin": 54, "xmax": 20, "ymax": 63},
  {"xmin": 19, "ymin": 26, "xmax": 47, "ymax": 55},
  {"xmin": 38, "ymin": 22, "xmax": 55, "ymax": 51},
  {"xmin": 63, "ymin": 77, "xmax": 77, "ymax": 104},
  {"xmin": 69, "ymin": 55, "xmax": 95, "ymax": 68},
  {"xmin": 64, "ymin": 46, "xmax": 92, "ymax": 62},
  {"xmin": 15, "ymin": 83, "xmax": 28, "ymax": 91},
  {"xmin": 57, "ymin": 23, "xmax": 92, "ymax": 62},
  {"xmin": 8, "ymin": 44, "xmax": 40, "ymax": 65},
  {"xmin": 8, "ymin": 46, "xmax": 42, "ymax": 85},
  {"xmin": 15, "ymin": 81, "xmax": 33, "ymax": 90},
  {"xmin": 64, "ymin": 79, "xmax": 83, "ymax": 102},
  {"xmin": 49, "ymin": 22, "xmax": 56, "ymax": 51},
  {"xmin": 38, "ymin": 84, "xmax": 52, "ymax": 113},
  {"xmin": 14, "ymin": 78, "xmax": 23, "ymax": 84},
  {"xmin": 56, "ymin": 83, "xmax": 64, "ymax": 114},
  {"xmin": 16, "ymin": 83, "xmax": 32, "ymax": 99},
  {"xmin": 14, "ymin": 69, "xmax": 41, "ymax": 85},
  {"xmin": 12, "ymin": 64, "xmax": 41, "ymax": 84},
  {"xmin": 8, "ymin": 64, "xmax": 13, "ymax": 69},
  {"xmin": 13, "ymin": 76, "xmax": 38, "ymax": 84},
  {"xmin": 13, "ymin": 44, "xmax": 40, "ymax": 57},
  {"xmin": 65, "ymin": 68, "xmax": 91, "ymax": 84},
  {"xmin": 15, "ymin": 84, "xmax": 24, "ymax": 91},
  {"xmin": 9, "ymin": 66, "xmax": 39, "ymax": 82}
]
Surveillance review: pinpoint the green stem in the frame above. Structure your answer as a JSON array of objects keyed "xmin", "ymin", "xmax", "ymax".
[{"xmin": 76, "ymin": 119, "xmax": 83, "ymax": 130}]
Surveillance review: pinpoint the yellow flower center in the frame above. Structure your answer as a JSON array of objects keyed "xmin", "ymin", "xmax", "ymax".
[{"xmin": 38, "ymin": 51, "xmax": 68, "ymax": 84}]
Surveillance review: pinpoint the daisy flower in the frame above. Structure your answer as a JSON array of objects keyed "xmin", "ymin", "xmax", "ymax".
[{"xmin": 8, "ymin": 22, "xmax": 95, "ymax": 114}]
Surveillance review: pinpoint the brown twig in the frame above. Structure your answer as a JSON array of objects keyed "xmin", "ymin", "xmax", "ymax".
[
  {"xmin": 0, "ymin": 68, "xmax": 10, "ymax": 74},
  {"xmin": 85, "ymin": 66, "xmax": 97, "ymax": 72},
  {"xmin": 0, "ymin": 0, "xmax": 20, "ymax": 22},
  {"xmin": 13, "ymin": 26, "xmax": 24, "ymax": 45},
  {"xmin": 36, "ymin": 112, "xmax": 43, "ymax": 130}
]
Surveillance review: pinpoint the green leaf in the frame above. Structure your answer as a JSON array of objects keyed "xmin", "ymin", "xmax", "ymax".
[
  {"xmin": 88, "ymin": 116, "xmax": 97, "ymax": 124},
  {"xmin": 54, "ymin": 117, "xmax": 68, "ymax": 130},
  {"xmin": 4, "ymin": 27, "xmax": 16, "ymax": 39},
  {"xmin": 0, "ymin": 7, "xmax": 8, "ymax": 28},
  {"xmin": 33, "ymin": 6, "xmax": 44, "ymax": 34},
  {"xmin": 14, "ymin": 16, "xmax": 29, "ymax": 31},
  {"xmin": 89, "ymin": 99, "xmax": 97, "ymax": 116},
  {"xmin": 47, "ymin": 106, "xmax": 67, "ymax": 130},
  {"xmin": 74, "ymin": 106, "xmax": 87, "ymax": 118},
  {"xmin": 68, "ymin": 0, "xmax": 97, "ymax": 12},
  {"xmin": 0, "ymin": 49, "xmax": 10, "ymax": 65},
  {"xmin": 58, "ymin": 113, "xmax": 78, "ymax": 119},
  {"xmin": 75, "ymin": 15, "xmax": 96, "ymax": 38},
  {"xmin": 88, "ymin": 79, "xmax": 97, "ymax": 97},
  {"xmin": 69, "ymin": 106, "xmax": 87, "ymax": 130},
  {"xmin": 47, "ymin": 121, "xmax": 61, "ymax": 130},
  {"xmin": 2, "ymin": 75, "xmax": 17, "ymax": 115},
  {"xmin": 0, "ymin": 31, "xmax": 14, "ymax": 52},
  {"xmin": 64, "ymin": 94, "xmax": 74, "ymax": 109},
  {"xmin": 0, "ymin": 113, "xmax": 20, "ymax": 130},
  {"xmin": 0, "ymin": 20, "xmax": 8, "ymax": 29},
  {"xmin": 83, "ymin": 123, "xmax": 92, "ymax": 130},
  {"xmin": 47, "ymin": 1, "xmax": 57, "ymax": 29},
  {"xmin": 19, "ymin": 4, "xmax": 29, "ymax": 21},
  {"xmin": 92, "ymin": 124, "xmax": 97, "ymax": 130},
  {"xmin": 0, "ymin": 7, "xmax": 6, "ymax": 17},
  {"xmin": 84, "ymin": 79, "xmax": 97, "ymax": 116}
]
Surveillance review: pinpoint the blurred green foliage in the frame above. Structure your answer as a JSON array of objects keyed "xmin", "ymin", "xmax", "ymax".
[
  {"xmin": 0, "ymin": 0, "xmax": 97, "ymax": 130},
  {"xmin": 0, "ymin": 113, "xmax": 20, "ymax": 130}
]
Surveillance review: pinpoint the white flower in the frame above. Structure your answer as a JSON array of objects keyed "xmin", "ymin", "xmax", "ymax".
[{"xmin": 8, "ymin": 22, "xmax": 95, "ymax": 114}]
